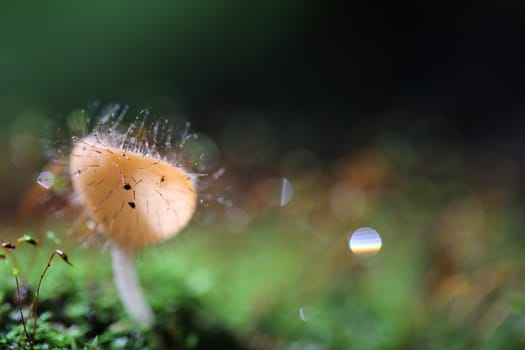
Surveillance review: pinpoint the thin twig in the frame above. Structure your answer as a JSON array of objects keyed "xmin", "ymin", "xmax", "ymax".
[
  {"xmin": 31, "ymin": 256, "xmax": 51, "ymax": 340},
  {"xmin": 14, "ymin": 274, "xmax": 33, "ymax": 349},
  {"xmin": 31, "ymin": 250, "xmax": 72, "ymax": 341}
]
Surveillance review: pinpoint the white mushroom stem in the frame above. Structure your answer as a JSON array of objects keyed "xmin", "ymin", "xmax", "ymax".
[
  {"xmin": 111, "ymin": 244, "xmax": 154, "ymax": 327},
  {"xmin": 71, "ymin": 135, "xmax": 197, "ymax": 326}
]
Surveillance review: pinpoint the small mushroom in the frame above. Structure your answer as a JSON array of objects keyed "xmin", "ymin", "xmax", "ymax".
[{"xmin": 70, "ymin": 135, "xmax": 197, "ymax": 326}]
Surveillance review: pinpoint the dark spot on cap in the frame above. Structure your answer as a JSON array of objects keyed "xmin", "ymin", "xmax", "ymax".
[
  {"xmin": 128, "ymin": 202, "xmax": 136, "ymax": 209},
  {"xmin": 160, "ymin": 176, "xmax": 165, "ymax": 182},
  {"xmin": 123, "ymin": 183, "xmax": 132, "ymax": 190}
]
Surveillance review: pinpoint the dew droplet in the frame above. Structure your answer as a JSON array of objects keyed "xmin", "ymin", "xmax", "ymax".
[
  {"xmin": 37, "ymin": 171, "xmax": 55, "ymax": 189},
  {"xmin": 280, "ymin": 177, "xmax": 293, "ymax": 206},
  {"xmin": 212, "ymin": 167, "xmax": 226, "ymax": 179},
  {"xmin": 217, "ymin": 196, "xmax": 233, "ymax": 208},
  {"xmin": 299, "ymin": 306, "xmax": 310, "ymax": 322},
  {"xmin": 85, "ymin": 220, "xmax": 96, "ymax": 231},
  {"xmin": 348, "ymin": 227, "xmax": 382, "ymax": 256},
  {"xmin": 46, "ymin": 230, "xmax": 61, "ymax": 244}
]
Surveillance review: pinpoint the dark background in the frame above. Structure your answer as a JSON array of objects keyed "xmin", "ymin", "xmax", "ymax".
[{"xmin": 1, "ymin": 1, "xmax": 524, "ymax": 208}]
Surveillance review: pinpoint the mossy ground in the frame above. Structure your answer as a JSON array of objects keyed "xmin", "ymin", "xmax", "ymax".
[{"xmin": 1, "ymin": 206, "xmax": 525, "ymax": 349}]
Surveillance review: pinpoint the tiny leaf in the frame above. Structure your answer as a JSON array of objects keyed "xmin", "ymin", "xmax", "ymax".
[{"xmin": 11, "ymin": 268, "xmax": 20, "ymax": 276}]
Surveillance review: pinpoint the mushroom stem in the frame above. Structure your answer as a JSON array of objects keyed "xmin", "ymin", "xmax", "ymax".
[{"xmin": 111, "ymin": 244, "xmax": 154, "ymax": 326}]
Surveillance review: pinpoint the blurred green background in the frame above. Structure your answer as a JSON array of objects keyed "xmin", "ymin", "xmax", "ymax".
[{"xmin": 1, "ymin": 1, "xmax": 525, "ymax": 349}]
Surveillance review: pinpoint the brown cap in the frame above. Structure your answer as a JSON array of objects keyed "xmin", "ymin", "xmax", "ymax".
[{"xmin": 70, "ymin": 136, "xmax": 197, "ymax": 251}]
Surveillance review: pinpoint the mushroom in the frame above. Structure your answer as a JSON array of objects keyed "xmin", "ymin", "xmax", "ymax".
[{"xmin": 70, "ymin": 135, "xmax": 197, "ymax": 326}]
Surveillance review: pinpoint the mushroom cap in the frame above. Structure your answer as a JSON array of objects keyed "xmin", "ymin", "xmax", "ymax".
[{"xmin": 70, "ymin": 136, "xmax": 197, "ymax": 251}]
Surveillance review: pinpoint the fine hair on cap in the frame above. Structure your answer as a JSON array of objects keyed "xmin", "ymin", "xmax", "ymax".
[{"xmin": 70, "ymin": 135, "xmax": 197, "ymax": 251}]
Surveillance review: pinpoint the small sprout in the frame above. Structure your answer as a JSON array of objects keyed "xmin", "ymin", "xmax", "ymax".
[
  {"xmin": 31, "ymin": 249, "xmax": 74, "ymax": 341},
  {"xmin": 0, "ymin": 235, "xmax": 71, "ymax": 348},
  {"xmin": 2, "ymin": 243, "xmax": 16, "ymax": 250},
  {"xmin": 16, "ymin": 235, "xmax": 39, "ymax": 247},
  {"xmin": 54, "ymin": 249, "xmax": 73, "ymax": 266}
]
